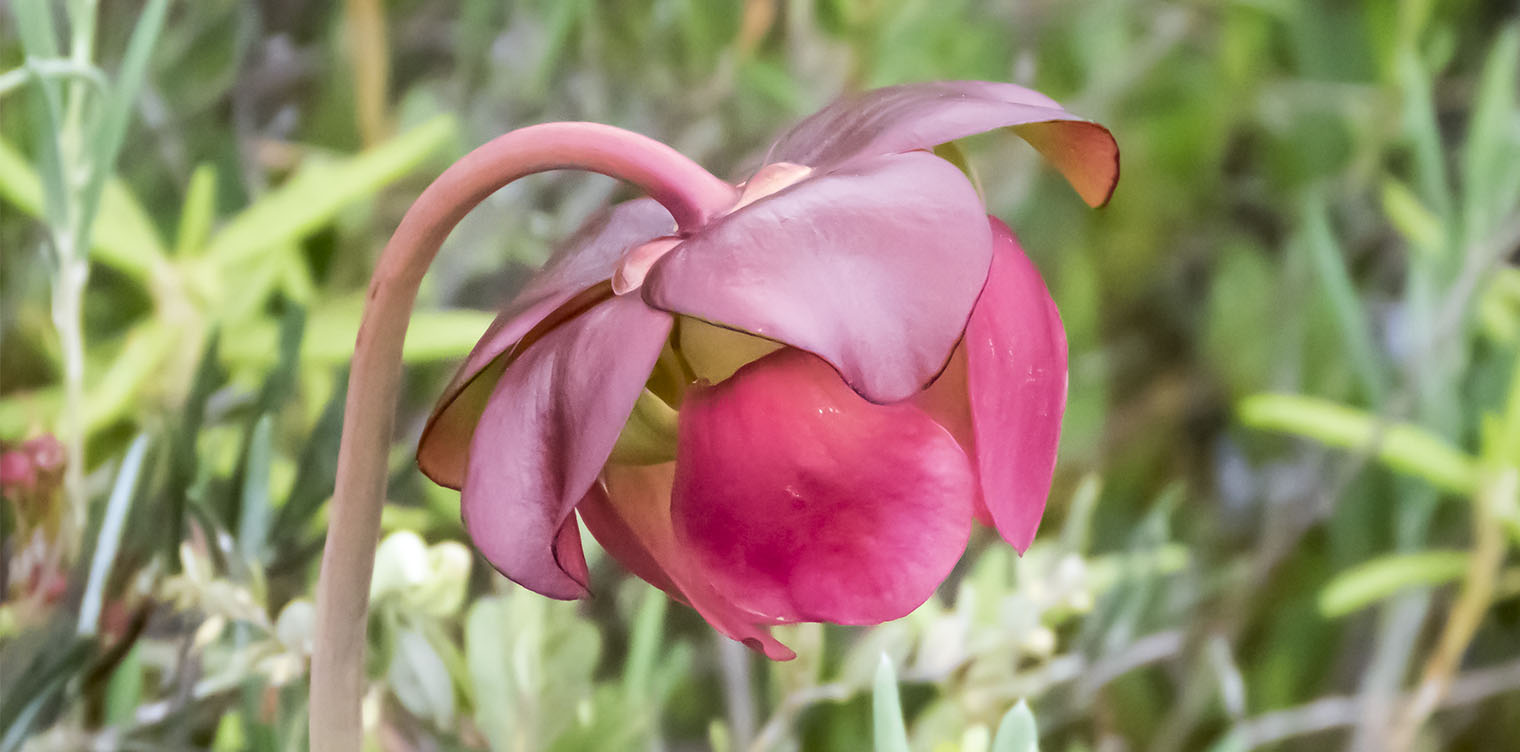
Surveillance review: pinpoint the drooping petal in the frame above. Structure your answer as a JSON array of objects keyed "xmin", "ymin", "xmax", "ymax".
[
  {"xmin": 461, "ymin": 293, "xmax": 672, "ymax": 600},
  {"xmin": 671, "ymin": 348, "xmax": 975, "ymax": 625},
  {"xmin": 579, "ymin": 464, "xmax": 796, "ymax": 660},
  {"xmin": 420, "ymin": 198, "xmax": 675, "ymax": 487},
  {"xmin": 962, "ymin": 219, "xmax": 1067, "ymax": 552},
  {"xmin": 766, "ymin": 81, "xmax": 1119, "ymax": 207},
  {"xmin": 643, "ymin": 151, "xmax": 991, "ymax": 404}
]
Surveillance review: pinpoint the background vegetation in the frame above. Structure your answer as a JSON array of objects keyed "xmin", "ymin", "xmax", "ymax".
[{"xmin": 2, "ymin": 0, "xmax": 1518, "ymax": 750}]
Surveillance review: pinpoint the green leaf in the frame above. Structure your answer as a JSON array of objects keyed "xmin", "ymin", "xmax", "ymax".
[
  {"xmin": 1380, "ymin": 178, "xmax": 1444, "ymax": 259},
  {"xmin": 166, "ymin": 333, "xmax": 226, "ymax": 569},
  {"xmin": 270, "ymin": 370, "xmax": 347, "ymax": 547},
  {"xmin": 1238, "ymin": 393, "xmax": 1480, "ymax": 494},
  {"xmin": 1396, "ymin": 50, "xmax": 1452, "ymax": 223},
  {"xmin": 221, "ymin": 300, "xmax": 494, "ymax": 367},
  {"xmin": 203, "ymin": 115, "xmax": 456, "ymax": 269},
  {"xmin": 623, "ymin": 586, "xmax": 669, "ymax": 696},
  {"xmin": 0, "ymin": 638, "xmax": 95, "ymax": 752},
  {"xmin": 82, "ymin": 322, "xmax": 176, "ymax": 433},
  {"xmin": 1318, "ymin": 550, "xmax": 1471, "ymax": 618},
  {"xmin": 1460, "ymin": 24, "xmax": 1520, "ymax": 243},
  {"xmin": 1299, "ymin": 194, "xmax": 1385, "ymax": 402},
  {"xmin": 103, "ymin": 644, "xmax": 144, "ymax": 728},
  {"xmin": 0, "ymin": 137, "xmax": 169, "ymax": 281},
  {"xmin": 75, "ymin": 0, "xmax": 168, "ymax": 248},
  {"xmin": 991, "ymin": 700, "xmax": 1039, "ymax": 752},
  {"xmin": 388, "ymin": 629, "xmax": 457, "ymax": 729},
  {"xmin": 175, "ymin": 163, "xmax": 219, "ymax": 257},
  {"xmin": 872, "ymin": 655, "xmax": 911, "ymax": 752},
  {"xmin": 12, "ymin": 0, "xmax": 68, "ymax": 235},
  {"xmin": 237, "ymin": 414, "xmax": 274, "ymax": 564},
  {"xmin": 78, "ymin": 434, "xmax": 151, "ymax": 637}
]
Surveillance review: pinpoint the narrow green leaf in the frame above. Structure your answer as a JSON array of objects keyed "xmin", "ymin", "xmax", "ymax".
[
  {"xmin": 165, "ymin": 332, "xmax": 225, "ymax": 569},
  {"xmin": 1318, "ymin": 550, "xmax": 1471, "ymax": 617},
  {"xmin": 204, "ymin": 115, "xmax": 456, "ymax": 269},
  {"xmin": 1300, "ymin": 194, "xmax": 1385, "ymax": 401},
  {"xmin": 237, "ymin": 415, "xmax": 274, "ymax": 563},
  {"xmin": 1238, "ymin": 393, "xmax": 1480, "ymax": 494},
  {"xmin": 13, "ymin": 0, "xmax": 61, "ymax": 59},
  {"xmin": 75, "ymin": 0, "xmax": 168, "ymax": 246},
  {"xmin": 1460, "ymin": 24, "xmax": 1520, "ymax": 243},
  {"xmin": 81, "ymin": 322, "xmax": 176, "ymax": 433},
  {"xmin": 623, "ymin": 586, "xmax": 669, "ymax": 696},
  {"xmin": 221, "ymin": 301, "xmax": 494, "ymax": 367},
  {"xmin": 78, "ymin": 433, "xmax": 150, "ymax": 636},
  {"xmin": 872, "ymin": 655, "xmax": 911, "ymax": 752},
  {"xmin": 1380, "ymin": 179, "xmax": 1444, "ymax": 258},
  {"xmin": 103, "ymin": 644, "xmax": 143, "ymax": 728},
  {"xmin": 270, "ymin": 370, "xmax": 347, "ymax": 546},
  {"xmin": 991, "ymin": 700, "xmax": 1039, "ymax": 752},
  {"xmin": 0, "ymin": 137, "xmax": 168, "ymax": 280},
  {"xmin": 0, "ymin": 639, "xmax": 94, "ymax": 752},
  {"xmin": 1396, "ymin": 50, "xmax": 1452, "ymax": 223},
  {"xmin": 175, "ymin": 163, "xmax": 220, "ymax": 257},
  {"xmin": 13, "ymin": 0, "xmax": 69, "ymax": 234}
]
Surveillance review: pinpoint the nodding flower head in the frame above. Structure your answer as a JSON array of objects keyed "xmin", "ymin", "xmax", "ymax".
[{"xmin": 416, "ymin": 81, "xmax": 1118, "ymax": 659}]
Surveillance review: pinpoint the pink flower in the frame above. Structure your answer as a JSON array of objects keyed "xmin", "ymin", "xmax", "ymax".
[{"xmin": 417, "ymin": 81, "xmax": 1117, "ymax": 659}]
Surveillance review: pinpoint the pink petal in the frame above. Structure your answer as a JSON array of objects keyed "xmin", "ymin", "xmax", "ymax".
[
  {"xmin": 461, "ymin": 293, "xmax": 672, "ymax": 600},
  {"xmin": 766, "ymin": 81, "xmax": 1119, "ymax": 207},
  {"xmin": 579, "ymin": 463, "xmax": 796, "ymax": 660},
  {"xmin": 642, "ymin": 151, "xmax": 991, "ymax": 404},
  {"xmin": 963, "ymin": 219, "xmax": 1067, "ymax": 552},
  {"xmin": 420, "ymin": 198, "xmax": 675, "ymax": 487},
  {"xmin": 671, "ymin": 348, "xmax": 975, "ymax": 625},
  {"xmin": 913, "ymin": 345, "xmax": 995, "ymax": 527}
]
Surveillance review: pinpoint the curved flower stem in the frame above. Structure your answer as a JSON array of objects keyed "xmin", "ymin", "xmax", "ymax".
[{"xmin": 310, "ymin": 122, "xmax": 735, "ymax": 751}]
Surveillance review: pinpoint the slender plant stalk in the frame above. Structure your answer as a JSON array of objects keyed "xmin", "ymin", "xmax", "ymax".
[
  {"xmin": 51, "ymin": 243, "xmax": 89, "ymax": 554},
  {"xmin": 1389, "ymin": 466, "xmax": 1516, "ymax": 751},
  {"xmin": 344, "ymin": 0, "xmax": 393, "ymax": 147},
  {"xmin": 309, "ymin": 122, "xmax": 737, "ymax": 751}
]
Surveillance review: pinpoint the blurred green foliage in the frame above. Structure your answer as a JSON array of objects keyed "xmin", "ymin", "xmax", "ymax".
[{"xmin": 2, "ymin": 1, "xmax": 1519, "ymax": 750}]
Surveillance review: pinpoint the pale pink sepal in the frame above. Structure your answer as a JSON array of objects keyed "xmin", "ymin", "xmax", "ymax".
[
  {"xmin": 642, "ymin": 151, "xmax": 991, "ymax": 404},
  {"xmin": 461, "ymin": 293, "xmax": 672, "ymax": 599},
  {"xmin": 420, "ymin": 198, "xmax": 675, "ymax": 487},
  {"xmin": 766, "ymin": 81, "xmax": 1119, "ymax": 207}
]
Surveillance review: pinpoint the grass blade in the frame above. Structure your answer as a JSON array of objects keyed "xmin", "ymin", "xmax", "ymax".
[
  {"xmin": 77, "ymin": 433, "xmax": 151, "ymax": 637},
  {"xmin": 872, "ymin": 655, "xmax": 911, "ymax": 752},
  {"xmin": 75, "ymin": 0, "xmax": 168, "ymax": 246}
]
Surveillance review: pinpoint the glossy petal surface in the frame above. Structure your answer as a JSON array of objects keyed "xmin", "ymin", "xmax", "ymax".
[
  {"xmin": 963, "ymin": 219, "xmax": 1067, "ymax": 551},
  {"xmin": 579, "ymin": 464, "xmax": 796, "ymax": 659},
  {"xmin": 766, "ymin": 81, "xmax": 1119, "ymax": 207},
  {"xmin": 671, "ymin": 349, "xmax": 975, "ymax": 624},
  {"xmin": 643, "ymin": 151, "xmax": 991, "ymax": 404},
  {"xmin": 461, "ymin": 293, "xmax": 671, "ymax": 599},
  {"xmin": 420, "ymin": 198, "xmax": 675, "ymax": 487}
]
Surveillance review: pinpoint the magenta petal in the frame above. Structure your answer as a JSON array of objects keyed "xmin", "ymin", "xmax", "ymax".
[
  {"xmin": 579, "ymin": 464, "xmax": 796, "ymax": 660},
  {"xmin": 461, "ymin": 294, "xmax": 672, "ymax": 600},
  {"xmin": 965, "ymin": 219, "xmax": 1068, "ymax": 552},
  {"xmin": 420, "ymin": 198, "xmax": 675, "ymax": 487},
  {"xmin": 671, "ymin": 349, "xmax": 975, "ymax": 625},
  {"xmin": 766, "ymin": 81, "xmax": 1119, "ymax": 207},
  {"xmin": 643, "ymin": 151, "xmax": 991, "ymax": 404}
]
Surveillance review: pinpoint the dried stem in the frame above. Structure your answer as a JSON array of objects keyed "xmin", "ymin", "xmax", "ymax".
[{"xmin": 308, "ymin": 122, "xmax": 736, "ymax": 751}]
